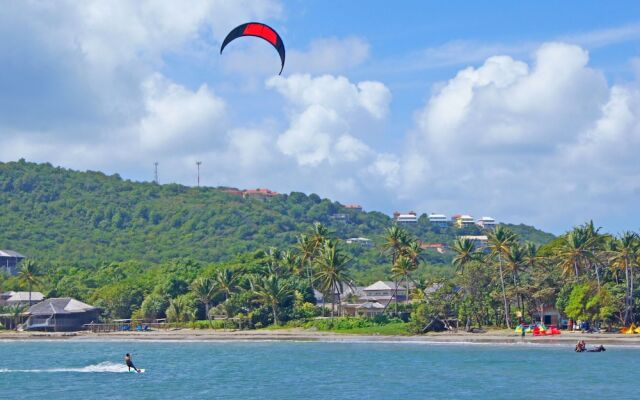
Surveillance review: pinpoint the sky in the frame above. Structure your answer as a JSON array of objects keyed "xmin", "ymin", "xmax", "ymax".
[{"xmin": 1, "ymin": 0, "xmax": 640, "ymax": 234}]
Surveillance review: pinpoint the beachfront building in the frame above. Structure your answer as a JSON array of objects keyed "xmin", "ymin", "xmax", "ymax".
[
  {"xmin": 345, "ymin": 237, "xmax": 373, "ymax": 248},
  {"xmin": 393, "ymin": 211, "xmax": 417, "ymax": 224},
  {"xmin": 361, "ymin": 281, "xmax": 408, "ymax": 305},
  {"xmin": 0, "ymin": 250, "xmax": 25, "ymax": 275},
  {"xmin": 458, "ymin": 235, "xmax": 489, "ymax": 249},
  {"xmin": 427, "ymin": 213, "xmax": 449, "ymax": 227},
  {"xmin": 26, "ymin": 298, "xmax": 101, "ymax": 331},
  {"xmin": 452, "ymin": 214, "xmax": 475, "ymax": 228},
  {"xmin": 342, "ymin": 301, "xmax": 386, "ymax": 317},
  {"xmin": 0, "ymin": 291, "xmax": 45, "ymax": 306},
  {"xmin": 476, "ymin": 216, "xmax": 497, "ymax": 229}
]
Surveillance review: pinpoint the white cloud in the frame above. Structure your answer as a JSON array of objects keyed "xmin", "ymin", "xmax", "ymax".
[
  {"xmin": 267, "ymin": 74, "xmax": 390, "ymax": 166},
  {"xmin": 137, "ymin": 75, "xmax": 227, "ymax": 151},
  {"xmin": 402, "ymin": 42, "xmax": 640, "ymax": 231}
]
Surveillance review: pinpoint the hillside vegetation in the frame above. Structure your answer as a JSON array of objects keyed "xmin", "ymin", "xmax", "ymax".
[{"xmin": 0, "ymin": 160, "xmax": 554, "ymax": 280}]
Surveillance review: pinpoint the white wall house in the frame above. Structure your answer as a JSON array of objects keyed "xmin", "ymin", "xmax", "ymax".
[
  {"xmin": 476, "ymin": 216, "xmax": 497, "ymax": 229},
  {"xmin": 345, "ymin": 237, "xmax": 373, "ymax": 247},
  {"xmin": 394, "ymin": 211, "xmax": 417, "ymax": 224},
  {"xmin": 428, "ymin": 213, "xmax": 448, "ymax": 227}
]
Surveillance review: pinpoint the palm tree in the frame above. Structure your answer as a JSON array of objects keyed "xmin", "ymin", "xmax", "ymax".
[
  {"xmin": 391, "ymin": 256, "xmax": 416, "ymax": 304},
  {"xmin": 166, "ymin": 297, "xmax": 196, "ymax": 323},
  {"xmin": 251, "ymin": 274, "xmax": 293, "ymax": 325},
  {"xmin": 609, "ymin": 232, "xmax": 639, "ymax": 325},
  {"xmin": 505, "ymin": 242, "xmax": 525, "ymax": 317},
  {"xmin": 310, "ymin": 222, "xmax": 329, "ymax": 254},
  {"xmin": 297, "ymin": 233, "xmax": 317, "ymax": 285},
  {"xmin": 215, "ymin": 268, "xmax": 237, "ymax": 302},
  {"xmin": 191, "ymin": 277, "xmax": 217, "ymax": 322},
  {"xmin": 523, "ymin": 242, "xmax": 540, "ymax": 270},
  {"xmin": 487, "ymin": 226, "xmax": 517, "ymax": 329},
  {"xmin": 314, "ymin": 240, "xmax": 353, "ymax": 317},
  {"xmin": 452, "ymin": 237, "xmax": 477, "ymax": 274},
  {"xmin": 556, "ymin": 227, "xmax": 597, "ymax": 278},
  {"xmin": 280, "ymin": 250, "xmax": 299, "ymax": 276},
  {"xmin": 18, "ymin": 259, "xmax": 41, "ymax": 306},
  {"xmin": 264, "ymin": 247, "xmax": 283, "ymax": 277},
  {"xmin": 381, "ymin": 226, "xmax": 409, "ymax": 313}
]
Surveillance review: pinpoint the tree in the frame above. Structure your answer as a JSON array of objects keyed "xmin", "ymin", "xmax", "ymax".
[
  {"xmin": 391, "ymin": 256, "xmax": 417, "ymax": 304},
  {"xmin": 191, "ymin": 277, "xmax": 217, "ymax": 322},
  {"xmin": 608, "ymin": 232, "xmax": 639, "ymax": 325},
  {"xmin": 166, "ymin": 296, "xmax": 197, "ymax": 323},
  {"xmin": 487, "ymin": 226, "xmax": 517, "ymax": 329},
  {"xmin": 556, "ymin": 226, "xmax": 597, "ymax": 278},
  {"xmin": 451, "ymin": 238, "xmax": 477, "ymax": 274},
  {"xmin": 314, "ymin": 240, "xmax": 353, "ymax": 317},
  {"xmin": 215, "ymin": 268, "xmax": 237, "ymax": 302},
  {"xmin": 296, "ymin": 233, "xmax": 316, "ymax": 285},
  {"xmin": 18, "ymin": 259, "xmax": 41, "ymax": 306},
  {"xmin": 250, "ymin": 274, "xmax": 293, "ymax": 325},
  {"xmin": 381, "ymin": 226, "xmax": 409, "ymax": 313}
]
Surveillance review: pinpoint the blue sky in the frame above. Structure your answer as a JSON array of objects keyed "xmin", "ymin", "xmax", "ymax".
[{"xmin": 1, "ymin": 1, "xmax": 640, "ymax": 234}]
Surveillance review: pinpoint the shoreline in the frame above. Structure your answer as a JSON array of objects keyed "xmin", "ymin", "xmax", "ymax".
[{"xmin": 3, "ymin": 329, "xmax": 640, "ymax": 347}]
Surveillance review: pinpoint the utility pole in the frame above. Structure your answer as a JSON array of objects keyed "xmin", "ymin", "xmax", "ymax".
[
  {"xmin": 154, "ymin": 162, "xmax": 158, "ymax": 184},
  {"xmin": 196, "ymin": 161, "xmax": 201, "ymax": 187}
]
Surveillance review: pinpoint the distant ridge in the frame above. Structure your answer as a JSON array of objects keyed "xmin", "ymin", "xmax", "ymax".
[{"xmin": 0, "ymin": 160, "xmax": 554, "ymax": 269}]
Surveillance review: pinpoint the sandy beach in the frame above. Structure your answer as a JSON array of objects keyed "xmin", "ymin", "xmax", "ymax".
[{"xmin": 2, "ymin": 329, "xmax": 640, "ymax": 346}]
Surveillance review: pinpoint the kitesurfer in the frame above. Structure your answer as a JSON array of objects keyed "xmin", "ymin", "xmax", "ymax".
[{"xmin": 125, "ymin": 353, "xmax": 140, "ymax": 372}]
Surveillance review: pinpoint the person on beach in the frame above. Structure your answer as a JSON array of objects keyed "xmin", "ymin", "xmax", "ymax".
[
  {"xmin": 125, "ymin": 353, "xmax": 140, "ymax": 372},
  {"xmin": 575, "ymin": 340, "xmax": 586, "ymax": 352}
]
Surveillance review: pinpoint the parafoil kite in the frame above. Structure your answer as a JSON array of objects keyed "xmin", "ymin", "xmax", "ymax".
[{"xmin": 220, "ymin": 22, "xmax": 286, "ymax": 75}]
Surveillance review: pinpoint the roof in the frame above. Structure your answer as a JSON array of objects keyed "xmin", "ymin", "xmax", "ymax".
[
  {"xmin": 3, "ymin": 291, "xmax": 44, "ymax": 302},
  {"xmin": 357, "ymin": 302, "xmax": 385, "ymax": 310},
  {"xmin": 364, "ymin": 281, "xmax": 406, "ymax": 291},
  {"xmin": 28, "ymin": 298, "xmax": 98, "ymax": 316},
  {"xmin": 459, "ymin": 235, "xmax": 489, "ymax": 241},
  {"xmin": 0, "ymin": 250, "xmax": 25, "ymax": 258},
  {"xmin": 478, "ymin": 216, "xmax": 496, "ymax": 222},
  {"xmin": 428, "ymin": 214, "xmax": 447, "ymax": 219}
]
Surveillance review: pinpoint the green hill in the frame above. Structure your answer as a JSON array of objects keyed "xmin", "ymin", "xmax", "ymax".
[{"xmin": 0, "ymin": 160, "xmax": 554, "ymax": 281}]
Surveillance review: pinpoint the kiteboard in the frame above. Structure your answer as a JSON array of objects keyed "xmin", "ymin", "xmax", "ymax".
[{"xmin": 129, "ymin": 368, "xmax": 146, "ymax": 373}]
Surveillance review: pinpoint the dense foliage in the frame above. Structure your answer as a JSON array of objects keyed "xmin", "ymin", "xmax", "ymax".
[{"xmin": 0, "ymin": 160, "xmax": 552, "ymax": 281}]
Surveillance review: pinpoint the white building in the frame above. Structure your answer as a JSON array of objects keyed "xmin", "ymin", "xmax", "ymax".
[
  {"xmin": 345, "ymin": 237, "xmax": 373, "ymax": 248},
  {"xmin": 452, "ymin": 214, "xmax": 475, "ymax": 228},
  {"xmin": 458, "ymin": 235, "xmax": 489, "ymax": 249},
  {"xmin": 0, "ymin": 291, "xmax": 45, "ymax": 306},
  {"xmin": 476, "ymin": 216, "xmax": 497, "ymax": 229},
  {"xmin": 428, "ymin": 213, "xmax": 448, "ymax": 227},
  {"xmin": 394, "ymin": 211, "xmax": 417, "ymax": 224}
]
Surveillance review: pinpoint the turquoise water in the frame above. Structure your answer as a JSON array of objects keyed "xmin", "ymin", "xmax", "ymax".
[{"xmin": 1, "ymin": 340, "xmax": 639, "ymax": 399}]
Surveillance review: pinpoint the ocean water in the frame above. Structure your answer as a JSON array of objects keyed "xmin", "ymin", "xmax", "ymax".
[{"xmin": 1, "ymin": 340, "xmax": 639, "ymax": 399}]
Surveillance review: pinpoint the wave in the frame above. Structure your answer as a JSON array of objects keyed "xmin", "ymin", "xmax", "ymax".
[{"xmin": 0, "ymin": 361, "xmax": 130, "ymax": 373}]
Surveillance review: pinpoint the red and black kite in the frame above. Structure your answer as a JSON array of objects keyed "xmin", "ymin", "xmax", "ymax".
[{"xmin": 220, "ymin": 22, "xmax": 286, "ymax": 75}]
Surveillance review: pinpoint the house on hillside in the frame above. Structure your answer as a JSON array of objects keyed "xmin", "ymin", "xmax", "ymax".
[
  {"xmin": 458, "ymin": 235, "xmax": 489, "ymax": 249},
  {"xmin": 26, "ymin": 298, "xmax": 100, "ymax": 331},
  {"xmin": 393, "ymin": 211, "xmax": 417, "ymax": 224},
  {"xmin": 476, "ymin": 216, "xmax": 497, "ymax": 229},
  {"xmin": 345, "ymin": 237, "xmax": 373, "ymax": 248},
  {"xmin": 0, "ymin": 250, "xmax": 25, "ymax": 275},
  {"xmin": 428, "ymin": 214, "xmax": 449, "ymax": 227},
  {"xmin": 242, "ymin": 188, "xmax": 279, "ymax": 198},
  {"xmin": 452, "ymin": 214, "xmax": 475, "ymax": 228},
  {"xmin": 343, "ymin": 204, "xmax": 363, "ymax": 212},
  {"xmin": 0, "ymin": 291, "xmax": 44, "ymax": 306}
]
